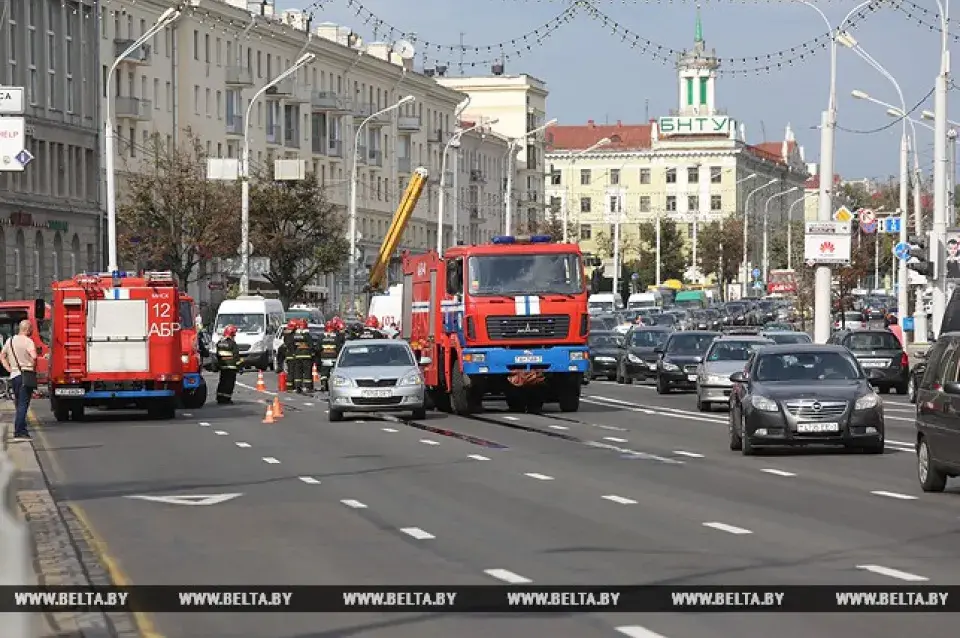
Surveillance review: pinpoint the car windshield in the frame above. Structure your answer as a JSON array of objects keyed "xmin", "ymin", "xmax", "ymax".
[
  {"xmin": 591, "ymin": 316, "xmax": 617, "ymax": 331},
  {"xmin": 651, "ymin": 314, "xmax": 677, "ymax": 326},
  {"xmin": 845, "ymin": 332, "xmax": 901, "ymax": 350},
  {"xmin": 590, "ymin": 334, "xmax": 621, "ymax": 348},
  {"xmin": 215, "ymin": 313, "xmax": 264, "ymax": 333},
  {"xmin": 708, "ymin": 341, "xmax": 764, "ymax": 361},
  {"xmin": 468, "ymin": 253, "xmax": 583, "ymax": 295},
  {"xmin": 765, "ymin": 333, "xmax": 812, "ymax": 345},
  {"xmin": 339, "ymin": 343, "xmax": 415, "ymax": 367},
  {"xmin": 755, "ymin": 351, "xmax": 862, "ymax": 382},
  {"xmin": 667, "ymin": 333, "xmax": 717, "ymax": 355},
  {"xmin": 726, "ymin": 303, "xmax": 748, "ymax": 314},
  {"xmin": 629, "ymin": 330, "xmax": 668, "ymax": 347}
]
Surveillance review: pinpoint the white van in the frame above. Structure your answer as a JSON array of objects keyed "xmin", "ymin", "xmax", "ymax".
[
  {"xmin": 213, "ymin": 296, "xmax": 285, "ymax": 370},
  {"xmin": 627, "ymin": 291, "xmax": 662, "ymax": 310},
  {"xmin": 588, "ymin": 293, "xmax": 624, "ymax": 314}
]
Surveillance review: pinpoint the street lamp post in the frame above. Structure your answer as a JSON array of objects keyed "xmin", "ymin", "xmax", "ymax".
[
  {"xmin": 763, "ymin": 187, "xmax": 799, "ymax": 281},
  {"xmin": 718, "ymin": 173, "xmax": 757, "ymax": 300},
  {"xmin": 563, "ymin": 137, "xmax": 613, "ymax": 243},
  {"xmin": 239, "ymin": 52, "xmax": 316, "ymax": 295},
  {"xmin": 787, "ymin": 193, "xmax": 815, "ymax": 270},
  {"xmin": 104, "ymin": 5, "xmax": 188, "ymax": 272},
  {"xmin": 348, "ymin": 95, "xmax": 415, "ymax": 313},
  {"xmin": 922, "ymin": 109, "xmax": 959, "ymax": 225},
  {"xmin": 438, "ymin": 118, "xmax": 499, "ymax": 255},
  {"xmin": 505, "ymin": 118, "xmax": 557, "ymax": 235},
  {"xmin": 742, "ymin": 179, "xmax": 778, "ymax": 297},
  {"xmin": 931, "ymin": 0, "xmax": 951, "ymax": 337}
]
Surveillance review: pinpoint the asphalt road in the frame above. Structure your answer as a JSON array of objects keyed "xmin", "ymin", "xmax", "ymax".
[{"xmin": 27, "ymin": 372, "xmax": 960, "ymax": 638}]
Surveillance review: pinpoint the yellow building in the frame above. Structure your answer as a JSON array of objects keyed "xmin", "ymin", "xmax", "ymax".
[{"xmin": 544, "ymin": 15, "xmax": 808, "ymax": 284}]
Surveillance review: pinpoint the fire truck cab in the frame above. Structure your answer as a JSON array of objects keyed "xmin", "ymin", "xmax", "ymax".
[
  {"xmin": 178, "ymin": 294, "xmax": 208, "ymax": 408},
  {"xmin": 402, "ymin": 235, "xmax": 589, "ymax": 414},
  {"xmin": 0, "ymin": 299, "xmax": 50, "ymax": 392},
  {"xmin": 48, "ymin": 271, "xmax": 187, "ymax": 421}
]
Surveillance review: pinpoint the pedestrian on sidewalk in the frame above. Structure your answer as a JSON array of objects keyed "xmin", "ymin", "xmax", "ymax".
[{"xmin": 0, "ymin": 320, "xmax": 38, "ymax": 441}]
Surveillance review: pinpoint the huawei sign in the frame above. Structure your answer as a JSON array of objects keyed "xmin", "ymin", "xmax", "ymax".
[{"xmin": 819, "ymin": 241, "xmax": 835, "ymax": 254}]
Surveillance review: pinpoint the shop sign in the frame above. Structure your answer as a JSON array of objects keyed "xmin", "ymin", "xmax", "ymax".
[{"xmin": 658, "ymin": 116, "xmax": 732, "ymax": 135}]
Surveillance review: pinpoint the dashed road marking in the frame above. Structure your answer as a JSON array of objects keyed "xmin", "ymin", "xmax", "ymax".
[
  {"xmin": 760, "ymin": 468, "xmax": 796, "ymax": 477},
  {"xmin": 603, "ymin": 436, "xmax": 628, "ymax": 443},
  {"xmin": 524, "ymin": 473, "xmax": 554, "ymax": 481},
  {"xmin": 341, "ymin": 499, "xmax": 367, "ymax": 509},
  {"xmin": 548, "ymin": 425, "xmax": 568, "ymax": 430},
  {"xmin": 399, "ymin": 527, "xmax": 435, "ymax": 540},
  {"xmin": 673, "ymin": 450, "xmax": 704, "ymax": 458},
  {"xmin": 298, "ymin": 476, "xmax": 321, "ymax": 484},
  {"xmin": 871, "ymin": 490, "xmax": 918, "ymax": 500},
  {"xmin": 468, "ymin": 454, "xmax": 490, "ymax": 461},
  {"xmin": 484, "ymin": 569, "xmax": 532, "ymax": 584},
  {"xmin": 703, "ymin": 521, "xmax": 752, "ymax": 535},
  {"xmin": 857, "ymin": 565, "xmax": 928, "ymax": 582},
  {"xmin": 602, "ymin": 495, "xmax": 638, "ymax": 504},
  {"xmin": 198, "ymin": 422, "xmax": 211, "ymax": 427},
  {"xmin": 213, "ymin": 430, "xmax": 228, "ymax": 436},
  {"xmin": 235, "ymin": 442, "xmax": 251, "ymax": 448},
  {"xmin": 303, "ymin": 402, "xmax": 314, "ymax": 406},
  {"xmin": 503, "ymin": 415, "xmax": 519, "ymax": 421},
  {"xmin": 382, "ymin": 427, "xmax": 399, "ymax": 433},
  {"xmin": 420, "ymin": 439, "xmax": 440, "ymax": 446},
  {"xmin": 182, "ymin": 413, "xmax": 193, "ymax": 417},
  {"xmin": 616, "ymin": 627, "xmax": 669, "ymax": 638},
  {"xmin": 356, "ymin": 420, "xmax": 367, "ymax": 424},
  {"xmin": 262, "ymin": 457, "xmax": 280, "ymax": 464}
]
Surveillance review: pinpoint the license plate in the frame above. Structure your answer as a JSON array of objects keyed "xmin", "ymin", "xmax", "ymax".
[
  {"xmin": 797, "ymin": 422, "xmax": 840, "ymax": 433},
  {"xmin": 361, "ymin": 389, "xmax": 393, "ymax": 399},
  {"xmin": 687, "ymin": 374, "xmax": 698, "ymax": 382},
  {"xmin": 860, "ymin": 359, "xmax": 888, "ymax": 368},
  {"xmin": 515, "ymin": 355, "xmax": 542, "ymax": 364},
  {"xmin": 54, "ymin": 387, "xmax": 85, "ymax": 396}
]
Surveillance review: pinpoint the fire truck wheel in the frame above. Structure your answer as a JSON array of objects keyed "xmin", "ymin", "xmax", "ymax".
[
  {"xmin": 148, "ymin": 399, "xmax": 176, "ymax": 419},
  {"xmin": 411, "ymin": 407, "xmax": 427, "ymax": 420},
  {"xmin": 69, "ymin": 404, "xmax": 85, "ymax": 421},
  {"xmin": 558, "ymin": 392, "xmax": 580, "ymax": 413},
  {"xmin": 429, "ymin": 389, "xmax": 452, "ymax": 413},
  {"xmin": 450, "ymin": 364, "xmax": 473, "ymax": 415},
  {"xmin": 505, "ymin": 395, "xmax": 525, "ymax": 412},
  {"xmin": 526, "ymin": 398, "xmax": 544, "ymax": 413},
  {"xmin": 181, "ymin": 384, "xmax": 208, "ymax": 409},
  {"xmin": 52, "ymin": 399, "xmax": 70, "ymax": 422}
]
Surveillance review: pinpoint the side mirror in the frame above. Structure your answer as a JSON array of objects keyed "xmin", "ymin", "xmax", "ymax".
[
  {"xmin": 729, "ymin": 371, "xmax": 747, "ymax": 383},
  {"xmin": 420, "ymin": 356, "xmax": 432, "ymax": 366}
]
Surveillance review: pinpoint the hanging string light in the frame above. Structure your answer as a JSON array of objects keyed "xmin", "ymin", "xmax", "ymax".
[{"xmin": 893, "ymin": 0, "xmax": 960, "ymax": 42}]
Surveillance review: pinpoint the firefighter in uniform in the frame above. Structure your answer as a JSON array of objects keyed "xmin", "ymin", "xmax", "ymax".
[
  {"xmin": 215, "ymin": 325, "xmax": 241, "ymax": 404},
  {"xmin": 280, "ymin": 319, "xmax": 297, "ymax": 388},
  {"xmin": 292, "ymin": 318, "xmax": 315, "ymax": 392},
  {"xmin": 361, "ymin": 316, "xmax": 385, "ymax": 339},
  {"xmin": 318, "ymin": 320, "xmax": 342, "ymax": 391}
]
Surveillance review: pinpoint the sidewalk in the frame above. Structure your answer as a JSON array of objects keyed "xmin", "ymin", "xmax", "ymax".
[{"xmin": 2, "ymin": 402, "xmax": 140, "ymax": 638}]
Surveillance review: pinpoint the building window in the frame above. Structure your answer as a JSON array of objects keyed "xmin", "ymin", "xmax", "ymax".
[
  {"xmin": 700, "ymin": 77, "xmax": 708, "ymax": 105},
  {"xmin": 193, "ymin": 30, "xmax": 199, "ymax": 60},
  {"xmin": 666, "ymin": 196, "xmax": 677, "ymax": 212},
  {"xmin": 580, "ymin": 197, "xmax": 591, "ymax": 213},
  {"xmin": 610, "ymin": 169, "xmax": 620, "ymax": 185},
  {"xmin": 639, "ymin": 168, "xmax": 651, "ymax": 184},
  {"xmin": 550, "ymin": 168, "xmax": 561, "ymax": 185},
  {"xmin": 688, "ymin": 195, "xmax": 699, "ymax": 211},
  {"xmin": 710, "ymin": 166, "xmax": 722, "ymax": 183},
  {"xmin": 639, "ymin": 196, "xmax": 651, "ymax": 212},
  {"xmin": 549, "ymin": 196, "xmax": 562, "ymax": 215},
  {"xmin": 580, "ymin": 168, "xmax": 591, "ymax": 185},
  {"xmin": 686, "ymin": 77, "xmax": 694, "ymax": 106},
  {"xmin": 687, "ymin": 166, "xmax": 699, "ymax": 183},
  {"xmin": 711, "ymin": 195, "xmax": 722, "ymax": 211},
  {"xmin": 609, "ymin": 195, "xmax": 621, "ymax": 214},
  {"xmin": 665, "ymin": 168, "xmax": 677, "ymax": 184},
  {"xmin": 580, "ymin": 224, "xmax": 591, "ymax": 240}
]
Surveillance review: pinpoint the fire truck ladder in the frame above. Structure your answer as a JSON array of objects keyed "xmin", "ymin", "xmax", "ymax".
[{"xmin": 62, "ymin": 300, "xmax": 87, "ymax": 375}]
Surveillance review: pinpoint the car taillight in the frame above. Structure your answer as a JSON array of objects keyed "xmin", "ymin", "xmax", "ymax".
[{"xmin": 901, "ymin": 352, "xmax": 909, "ymax": 368}]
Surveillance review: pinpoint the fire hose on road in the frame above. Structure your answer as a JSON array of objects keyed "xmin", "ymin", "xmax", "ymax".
[{"xmin": 0, "ymin": 421, "xmax": 32, "ymax": 637}]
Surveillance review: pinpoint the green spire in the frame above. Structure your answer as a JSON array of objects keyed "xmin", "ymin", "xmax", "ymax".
[{"xmin": 694, "ymin": 5, "xmax": 703, "ymax": 43}]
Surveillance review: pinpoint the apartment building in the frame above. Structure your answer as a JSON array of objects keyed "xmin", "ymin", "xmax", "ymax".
[
  {"xmin": 449, "ymin": 122, "xmax": 510, "ymax": 245},
  {"xmin": 0, "ymin": 0, "xmax": 102, "ymax": 301},
  {"xmin": 100, "ymin": 0, "xmax": 513, "ymax": 305},
  {"xmin": 435, "ymin": 72, "xmax": 550, "ymax": 232}
]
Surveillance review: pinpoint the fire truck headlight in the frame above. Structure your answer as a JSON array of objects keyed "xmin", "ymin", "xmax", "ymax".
[
  {"xmin": 398, "ymin": 373, "xmax": 423, "ymax": 386},
  {"xmin": 181, "ymin": 354, "xmax": 190, "ymax": 365},
  {"xmin": 331, "ymin": 375, "xmax": 352, "ymax": 387},
  {"xmin": 463, "ymin": 353, "xmax": 485, "ymax": 363},
  {"xmin": 569, "ymin": 351, "xmax": 587, "ymax": 361}
]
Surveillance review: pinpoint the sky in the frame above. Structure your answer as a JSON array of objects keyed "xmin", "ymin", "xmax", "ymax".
[{"xmin": 289, "ymin": 0, "xmax": 956, "ymax": 181}]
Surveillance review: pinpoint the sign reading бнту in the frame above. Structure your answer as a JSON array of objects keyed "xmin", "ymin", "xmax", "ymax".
[{"xmin": 658, "ymin": 116, "xmax": 732, "ymax": 135}]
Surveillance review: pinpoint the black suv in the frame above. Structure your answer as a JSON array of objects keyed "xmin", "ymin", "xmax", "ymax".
[
  {"xmin": 915, "ymin": 332, "xmax": 960, "ymax": 491},
  {"xmin": 654, "ymin": 331, "xmax": 720, "ymax": 393},
  {"xmin": 827, "ymin": 329, "xmax": 908, "ymax": 394}
]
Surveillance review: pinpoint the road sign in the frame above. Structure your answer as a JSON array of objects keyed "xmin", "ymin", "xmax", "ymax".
[
  {"xmin": 0, "ymin": 87, "xmax": 24, "ymax": 114},
  {"xmin": 753, "ymin": 281, "xmax": 764, "ymax": 290},
  {"xmin": 880, "ymin": 217, "xmax": 902, "ymax": 234},
  {"xmin": 804, "ymin": 221, "xmax": 852, "ymax": 264},
  {"xmin": 859, "ymin": 208, "xmax": 876, "ymax": 224},
  {"xmin": 833, "ymin": 206, "xmax": 853, "ymax": 222},
  {"xmin": 124, "ymin": 493, "xmax": 242, "ymax": 506},
  {"xmin": 14, "ymin": 149, "xmax": 32, "ymax": 167},
  {"xmin": 894, "ymin": 242, "xmax": 911, "ymax": 261},
  {"xmin": 860, "ymin": 219, "xmax": 877, "ymax": 234},
  {"xmin": 0, "ymin": 117, "xmax": 25, "ymax": 172},
  {"xmin": 752, "ymin": 268, "xmax": 761, "ymax": 279}
]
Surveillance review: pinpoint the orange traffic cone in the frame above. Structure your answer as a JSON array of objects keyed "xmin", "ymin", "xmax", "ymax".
[
  {"xmin": 312, "ymin": 363, "xmax": 320, "ymax": 384},
  {"xmin": 262, "ymin": 403, "xmax": 275, "ymax": 424},
  {"xmin": 272, "ymin": 396, "xmax": 284, "ymax": 418},
  {"xmin": 256, "ymin": 370, "xmax": 266, "ymax": 392}
]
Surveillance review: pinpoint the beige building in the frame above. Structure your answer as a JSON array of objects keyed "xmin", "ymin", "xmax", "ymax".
[
  {"xmin": 99, "ymin": 0, "xmax": 512, "ymax": 306},
  {"xmin": 544, "ymin": 15, "xmax": 808, "ymax": 285},
  {"xmin": 436, "ymin": 73, "xmax": 550, "ymax": 232}
]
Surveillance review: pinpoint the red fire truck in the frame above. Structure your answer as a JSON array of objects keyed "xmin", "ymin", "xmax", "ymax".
[
  {"xmin": 178, "ymin": 294, "xmax": 208, "ymax": 408},
  {"xmin": 402, "ymin": 235, "xmax": 589, "ymax": 414},
  {"xmin": 48, "ymin": 271, "xmax": 189, "ymax": 421},
  {"xmin": 0, "ymin": 299, "xmax": 50, "ymax": 394}
]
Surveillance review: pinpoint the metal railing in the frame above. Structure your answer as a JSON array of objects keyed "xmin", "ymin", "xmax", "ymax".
[{"xmin": 0, "ymin": 422, "xmax": 32, "ymax": 637}]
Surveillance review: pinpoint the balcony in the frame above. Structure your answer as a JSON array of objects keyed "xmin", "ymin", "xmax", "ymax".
[
  {"xmin": 265, "ymin": 124, "xmax": 281, "ymax": 145},
  {"xmin": 113, "ymin": 39, "xmax": 152, "ymax": 64},
  {"xmin": 367, "ymin": 148, "xmax": 383, "ymax": 167},
  {"xmin": 327, "ymin": 140, "xmax": 343, "ymax": 157},
  {"xmin": 398, "ymin": 157, "xmax": 412, "ymax": 174},
  {"xmin": 225, "ymin": 66, "xmax": 253, "ymax": 86},
  {"xmin": 311, "ymin": 91, "xmax": 349, "ymax": 112},
  {"xmin": 428, "ymin": 128, "xmax": 445, "ymax": 144},
  {"xmin": 397, "ymin": 115, "xmax": 421, "ymax": 132},
  {"xmin": 265, "ymin": 78, "xmax": 295, "ymax": 99},
  {"xmin": 357, "ymin": 145, "xmax": 368, "ymax": 164},
  {"xmin": 114, "ymin": 97, "xmax": 151, "ymax": 121},
  {"xmin": 284, "ymin": 128, "xmax": 300, "ymax": 149},
  {"xmin": 226, "ymin": 114, "xmax": 243, "ymax": 136},
  {"xmin": 470, "ymin": 169, "xmax": 485, "ymax": 183},
  {"xmin": 353, "ymin": 103, "xmax": 390, "ymax": 126}
]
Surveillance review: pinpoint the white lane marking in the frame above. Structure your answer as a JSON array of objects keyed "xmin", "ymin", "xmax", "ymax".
[
  {"xmin": 888, "ymin": 438, "xmax": 915, "ymax": 447},
  {"xmin": 235, "ymin": 442, "xmax": 252, "ymax": 448},
  {"xmin": 602, "ymin": 495, "xmax": 638, "ymax": 504},
  {"xmin": 886, "ymin": 415, "xmax": 915, "ymax": 422},
  {"xmin": 616, "ymin": 628, "xmax": 669, "ymax": 638},
  {"xmin": 583, "ymin": 396, "xmax": 724, "ymax": 424},
  {"xmin": 299, "ymin": 476, "xmax": 321, "ymax": 484},
  {"xmin": 262, "ymin": 457, "xmax": 280, "ymax": 464},
  {"xmin": 341, "ymin": 499, "xmax": 367, "ymax": 509},
  {"xmin": 673, "ymin": 450, "xmax": 704, "ymax": 458},
  {"xmin": 356, "ymin": 420, "xmax": 367, "ymax": 423},
  {"xmin": 419, "ymin": 439, "xmax": 440, "ymax": 446},
  {"xmin": 760, "ymin": 468, "xmax": 796, "ymax": 477},
  {"xmin": 524, "ymin": 473, "xmax": 554, "ymax": 481},
  {"xmin": 584, "ymin": 440, "xmax": 684, "ymax": 465},
  {"xmin": 236, "ymin": 381, "xmax": 277, "ymax": 396},
  {"xmin": 484, "ymin": 569, "xmax": 532, "ymax": 584},
  {"xmin": 468, "ymin": 454, "xmax": 490, "ymax": 461},
  {"xmin": 857, "ymin": 565, "xmax": 928, "ymax": 582},
  {"xmin": 382, "ymin": 427, "xmax": 399, "ymax": 433},
  {"xmin": 198, "ymin": 422, "xmax": 211, "ymax": 427},
  {"xmin": 399, "ymin": 527, "xmax": 435, "ymax": 540},
  {"xmin": 214, "ymin": 430, "xmax": 228, "ymax": 436},
  {"xmin": 303, "ymin": 402, "xmax": 314, "ymax": 406},
  {"xmin": 603, "ymin": 436, "xmax": 628, "ymax": 443},
  {"xmin": 703, "ymin": 521, "xmax": 752, "ymax": 535},
  {"xmin": 549, "ymin": 424, "xmax": 569, "ymax": 430},
  {"xmin": 503, "ymin": 415, "xmax": 520, "ymax": 421},
  {"xmin": 871, "ymin": 490, "xmax": 918, "ymax": 500},
  {"xmin": 182, "ymin": 413, "xmax": 193, "ymax": 417}
]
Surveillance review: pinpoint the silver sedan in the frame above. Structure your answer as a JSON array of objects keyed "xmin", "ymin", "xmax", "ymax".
[
  {"xmin": 328, "ymin": 339, "xmax": 426, "ymax": 422},
  {"xmin": 696, "ymin": 336, "xmax": 774, "ymax": 412}
]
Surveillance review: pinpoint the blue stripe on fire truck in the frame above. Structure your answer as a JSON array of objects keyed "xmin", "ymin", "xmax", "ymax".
[
  {"xmin": 103, "ymin": 288, "xmax": 131, "ymax": 300},
  {"xmin": 513, "ymin": 296, "xmax": 541, "ymax": 316}
]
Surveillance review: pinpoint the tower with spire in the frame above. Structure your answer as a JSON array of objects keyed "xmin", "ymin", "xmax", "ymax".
[{"xmin": 676, "ymin": 6, "xmax": 720, "ymax": 117}]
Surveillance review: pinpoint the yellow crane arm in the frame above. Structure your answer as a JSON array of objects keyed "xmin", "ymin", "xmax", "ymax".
[{"xmin": 368, "ymin": 167, "xmax": 429, "ymax": 292}]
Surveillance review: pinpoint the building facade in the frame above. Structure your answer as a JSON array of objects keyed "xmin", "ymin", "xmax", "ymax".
[
  {"xmin": 436, "ymin": 73, "xmax": 550, "ymax": 232},
  {"xmin": 0, "ymin": 0, "xmax": 103, "ymax": 301},
  {"xmin": 544, "ymin": 14, "xmax": 808, "ymax": 285},
  {"xmin": 449, "ymin": 121, "xmax": 510, "ymax": 246}
]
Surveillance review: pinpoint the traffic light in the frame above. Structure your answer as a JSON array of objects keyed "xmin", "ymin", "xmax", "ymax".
[{"xmin": 906, "ymin": 237, "xmax": 935, "ymax": 278}]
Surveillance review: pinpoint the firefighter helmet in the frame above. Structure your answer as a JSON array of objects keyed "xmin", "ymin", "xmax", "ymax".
[
  {"xmin": 223, "ymin": 325, "xmax": 238, "ymax": 338},
  {"xmin": 365, "ymin": 316, "xmax": 380, "ymax": 329}
]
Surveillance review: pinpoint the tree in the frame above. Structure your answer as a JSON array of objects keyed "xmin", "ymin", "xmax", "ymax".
[
  {"xmin": 523, "ymin": 216, "xmax": 578, "ymax": 243},
  {"xmin": 117, "ymin": 131, "xmax": 240, "ymax": 286},
  {"xmin": 635, "ymin": 219, "xmax": 687, "ymax": 285},
  {"xmin": 698, "ymin": 218, "xmax": 745, "ymax": 294},
  {"xmin": 248, "ymin": 169, "xmax": 350, "ymax": 307},
  {"xmin": 593, "ymin": 228, "xmax": 637, "ymax": 261}
]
